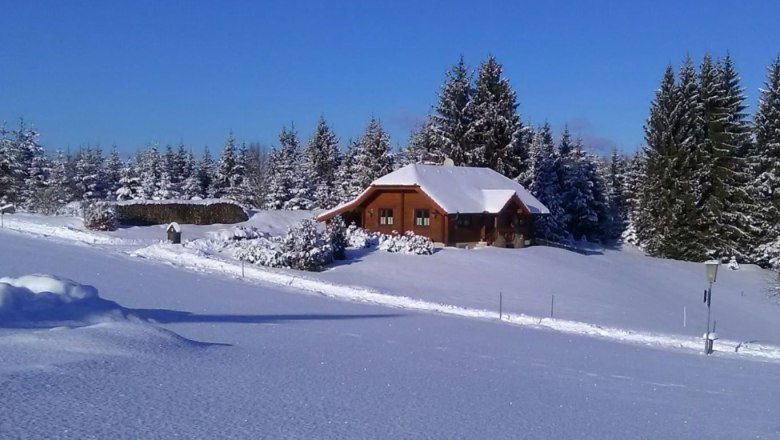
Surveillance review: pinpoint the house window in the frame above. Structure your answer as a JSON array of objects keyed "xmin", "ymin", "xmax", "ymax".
[
  {"xmin": 457, "ymin": 215, "xmax": 471, "ymax": 227},
  {"xmin": 415, "ymin": 209, "xmax": 430, "ymax": 227},
  {"xmin": 379, "ymin": 208, "xmax": 393, "ymax": 225}
]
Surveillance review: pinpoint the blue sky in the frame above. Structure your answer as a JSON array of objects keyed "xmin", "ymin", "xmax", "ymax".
[{"xmin": 1, "ymin": 1, "xmax": 778, "ymax": 156}]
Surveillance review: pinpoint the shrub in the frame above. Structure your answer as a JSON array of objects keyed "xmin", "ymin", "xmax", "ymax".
[
  {"xmin": 327, "ymin": 215, "xmax": 347, "ymax": 260},
  {"xmin": 82, "ymin": 201, "xmax": 118, "ymax": 231},
  {"xmin": 234, "ymin": 219, "xmax": 332, "ymax": 271},
  {"xmin": 346, "ymin": 223, "xmax": 378, "ymax": 248},
  {"xmin": 278, "ymin": 219, "xmax": 333, "ymax": 270},
  {"xmin": 378, "ymin": 231, "xmax": 434, "ymax": 255},
  {"xmin": 233, "ymin": 237, "xmax": 284, "ymax": 267}
]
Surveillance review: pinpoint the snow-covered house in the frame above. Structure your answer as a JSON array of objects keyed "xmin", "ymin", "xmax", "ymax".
[{"xmin": 316, "ymin": 164, "xmax": 550, "ymax": 247}]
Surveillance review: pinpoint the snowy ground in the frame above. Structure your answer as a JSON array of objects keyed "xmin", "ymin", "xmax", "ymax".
[{"xmin": 2, "ymin": 212, "xmax": 780, "ymax": 438}]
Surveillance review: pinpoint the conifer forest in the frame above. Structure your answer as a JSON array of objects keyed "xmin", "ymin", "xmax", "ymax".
[{"xmin": 3, "ymin": 54, "xmax": 780, "ymax": 269}]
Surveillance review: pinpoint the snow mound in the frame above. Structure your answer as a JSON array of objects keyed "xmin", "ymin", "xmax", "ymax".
[{"xmin": 0, "ymin": 274, "xmax": 127, "ymax": 326}]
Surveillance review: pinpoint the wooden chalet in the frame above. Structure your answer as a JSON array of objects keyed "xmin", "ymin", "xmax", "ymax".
[{"xmin": 316, "ymin": 164, "xmax": 550, "ymax": 247}]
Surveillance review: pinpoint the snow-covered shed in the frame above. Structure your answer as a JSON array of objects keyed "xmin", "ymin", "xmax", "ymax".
[{"xmin": 317, "ymin": 164, "xmax": 549, "ymax": 247}]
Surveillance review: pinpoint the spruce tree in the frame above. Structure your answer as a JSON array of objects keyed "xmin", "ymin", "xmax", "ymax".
[
  {"xmin": 334, "ymin": 139, "xmax": 361, "ymax": 204},
  {"xmin": 213, "ymin": 132, "xmax": 238, "ymax": 198},
  {"xmin": 402, "ymin": 119, "xmax": 444, "ymax": 166},
  {"xmin": 353, "ymin": 118, "xmax": 394, "ymax": 189},
  {"xmin": 431, "ymin": 56, "xmax": 472, "ymax": 164},
  {"xmin": 265, "ymin": 126, "xmax": 311, "ymax": 209},
  {"xmin": 304, "ymin": 117, "xmax": 340, "ymax": 208},
  {"xmin": 467, "ymin": 55, "xmax": 526, "ymax": 178},
  {"xmin": 104, "ymin": 146, "xmax": 123, "ymax": 199},
  {"xmin": 197, "ymin": 146, "xmax": 215, "ymax": 198},
  {"xmin": 526, "ymin": 123, "xmax": 567, "ymax": 241},
  {"xmin": 752, "ymin": 57, "xmax": 780, "ymax": 264}
]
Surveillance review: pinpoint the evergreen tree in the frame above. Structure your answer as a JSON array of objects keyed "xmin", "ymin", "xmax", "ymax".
[
  {"xmin": 402, "ymin": 119, "xmax": 445, "ymax": 166},
  {"xmin": 559, "ymin": 136, "xmax": 600, "ymax": 240},
  {"xmin": 73, "ymin": 146, "xmax": 105, "ymax": 201},
  {"xmin": 752, "ymin": 57, "xmax": 780, "ymax": 263},
  {"xmin": 431, "ymin": 56, "xmax": 472, "ymax": 164},
  {"xmin": 526, "ymin": 123, "xmax": 567, "ymax": 241},
  {"xmin": 265, "ymin": 126, "xmax": 310, "ymax": 209},
  {"xmin": 353, "ymin": 118, "xmax": 394, "ymax": 190},
  {"xmin": 104, "ymin": 146, "xmax": 123, "ymax": 199},
  {"xmin": 115, "ymin": 159, "xmax": 142, "ymax": 201},
  {"xmin": 695, "ymin": 54, "xmax": 755, "ymax": 259},
  {"xmin": 334, "ymin": 139, "xmax": 361, "ymax": 204},
  {"xmin": 197, "ymin": 146, "xmax": 215, "ymax": 198},
  {"xmin": 213, "ymin": 132, "xmax": 238, "ymax": 199},
  {"xmin": 139, "ymin": 144, "xmax": 161, "ymax": 199},
  {"xmin": 304, "ymin": 117, "xmax": 341, "ymax": 208},
  {"xmin": 467, "ymin": 55, "xmax": 527, "ymax": 178}
]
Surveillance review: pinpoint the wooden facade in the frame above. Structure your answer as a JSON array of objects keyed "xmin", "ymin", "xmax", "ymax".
[{"xmin": 319, "ymin": 185, "xmax": 537, "ymax": 247}]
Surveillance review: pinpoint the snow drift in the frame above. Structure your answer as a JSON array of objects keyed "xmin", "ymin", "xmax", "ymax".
[{"xmin": 0, "ymin": 274, "xmax": 127, "ymax": 326}]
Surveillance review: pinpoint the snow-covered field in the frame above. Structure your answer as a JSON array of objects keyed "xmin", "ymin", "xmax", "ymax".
[{"xmin": 2, "ymin": 211, "xmax": 780, "ymax": 438}]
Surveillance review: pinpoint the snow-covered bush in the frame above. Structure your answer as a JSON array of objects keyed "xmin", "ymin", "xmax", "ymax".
[
  {"xmin": 378, "ymin": 231, "xmax": 434, "ymax": 255},
  {"xmin": 210, "ymin": 225, "xmax": 270, "ymax": 242},
  {"xmin": 346, "ymin": 223, "xmax": 378, "ymax": 248},
  {"xmin": 327, "ymin": 215, "xmax": 347, "ymax": 260},
  {"xmin": 233, "ymin": 236, "xmax": 284, "ymax": 267},
  {"xmin": 56, "ymin": 201, "xmax": 82, "ymax": 217},
  {"xmin": 234, "ymin": 219, "xmax": 332, "ymax": 271},
  {"xmin": 756, "ymin": 238, "xmax": 780, "ymax": 271},
  {"xmin": 82, "ymin": 201, "xmax": 118, "ymax": 231},
  {"xmin": 278, "ymin": 219, "xmax": 333, "ymax": 270}
]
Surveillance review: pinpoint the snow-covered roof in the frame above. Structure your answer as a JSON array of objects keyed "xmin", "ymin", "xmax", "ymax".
[
  {"xmin": 167, "ymin": 222, "xmax": 182, "ymax": 233},
  {"xmin": 318, "ymin": 164, "xmax": 549, "ymax": 220},
  {"xmin": 372, "ymin": 164, "xmax": 549, "ymax": 214}
]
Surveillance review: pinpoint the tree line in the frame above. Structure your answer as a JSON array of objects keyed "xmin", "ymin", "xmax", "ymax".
[
  {"xmin": 630, "ymin": 54, "xmax": 780, "ymax": 267},
  {"xmin": 2, "ymin": 54, "xmax": 779, "ymax": 266}
]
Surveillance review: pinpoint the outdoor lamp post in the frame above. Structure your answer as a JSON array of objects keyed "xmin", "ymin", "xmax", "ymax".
[{"xmin": 703, "ymin": 260, "xmax": 720, "ymax": 354}]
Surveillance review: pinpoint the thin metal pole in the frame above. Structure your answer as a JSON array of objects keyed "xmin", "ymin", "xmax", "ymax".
[
  {"xmin": 705, "ymin": 283, "xmax": 712, "ymax": 354},
  {"xmin": 683, "ymin": 306, "xmax": 687, "ymax": 328},
  {"xmin": 550, "ymin": 294, "xmax": 555, "ymax": 318},
  {"xmin": 499, "ymin": 292, "xmax": 503, "ymax": 320}
]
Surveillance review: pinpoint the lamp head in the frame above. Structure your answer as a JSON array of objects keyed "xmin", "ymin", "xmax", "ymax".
[{"xmin": 705, "ymin": 260, "xmax": 720, "ymax": 283}]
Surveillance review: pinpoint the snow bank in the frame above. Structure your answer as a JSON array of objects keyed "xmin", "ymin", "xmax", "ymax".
[
  {"xmin": 0, "ymin": 274, "xmax": 126, "ymax": 326},
  {"xmin": 131, "ymin": 244, "xmax": 780, "ymax": 362}
]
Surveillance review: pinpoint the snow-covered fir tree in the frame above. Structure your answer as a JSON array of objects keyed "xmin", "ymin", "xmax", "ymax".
[
  {"xmin": 138, "ymin": 145, "xmax": 161, "ymax": 199},
  {"xmin": 104, "ymin": 146, "xmax": 122, "ymax": 199},
  {"xmin": 197, "ymin": 146, "xmax": 215, "ymax": 198},
  {"xmin": 334, "ymin": 139, "xmax": 361, "ymax": 203},
  {"xmin": 304, "ymin": 117, "xmax": 341, "ymax": 209},
  {"xmin": 265, "ymin": 126, "xmax": 311, "ymax": 210},
  {"xmin": 352, "ymin": 118, "xmax": 394, "ymax": 190},
  {"xmin": 751, "ymin": 57, "xmax": 780, "ymax": 264},
  {"xmin": 213, "ymin": 132, "xmax": 242, "ymax": 200},
  {"xmin": 72, "ymin": 146, "xmax": 105, "ymax": 201},
  {"xmin": 402, "ymin": 119, "xmax": 445, "ymax": 166},
  {"xmin": 558, "ymin": 133, "xmax": 600, "ymax": 240},
  {"xmin": 431, "ymin": 56, "xmax": 471, "ymax": 165},
  {"xmin": 525, "ymin": 123, "xmax": 567, "ymax": 241},
  {"xmin": 467, "ymin": 55, "xmax": 527, "ymax": 178}
]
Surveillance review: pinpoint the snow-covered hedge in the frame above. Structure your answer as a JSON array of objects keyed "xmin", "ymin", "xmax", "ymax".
[
  {"xmin": 378, "ymin": 231, "xmax": 434, "ymax": 255},
  {"xmin": 114, "ymin": 198, "xmax": 248, "ymax": 226},
  {"xmin": 82, "ymin": 201, "xmax": 118, "ymax": 231}
]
